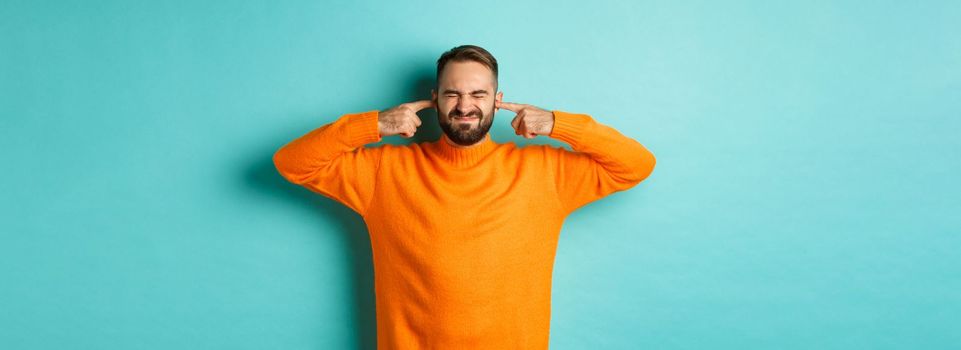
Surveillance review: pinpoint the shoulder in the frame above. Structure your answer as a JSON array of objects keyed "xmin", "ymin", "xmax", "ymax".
[
  {"xmin": 505, "ymin": 142, "xmax": 576, "ymax": 166},
  {"xmin": 362, "ymin": 141, "xmax": 430, "ymax": 158},
  {"xmin": 514, "ymin": 142, "xmax": 573, "ymax": 157},
  {"xmin": 517, "ymin": 142, "xmax": 592, "ymax": 171}
]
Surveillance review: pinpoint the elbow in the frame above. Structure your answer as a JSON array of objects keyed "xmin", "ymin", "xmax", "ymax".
[
  {"xmin": 628, "ymin": 148, "xmax": 656, "ymax": 184},
  {"xmin": 272, "ymin": 147, "xmax": 301, "ymax": 184}
]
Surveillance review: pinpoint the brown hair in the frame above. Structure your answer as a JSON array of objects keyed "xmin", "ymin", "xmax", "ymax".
[{"xmin": 436, "ymin": 45, "xmax": 498, "ymax": 88}]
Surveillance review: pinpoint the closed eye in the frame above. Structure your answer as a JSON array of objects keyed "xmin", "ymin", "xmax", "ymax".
[{"xmin": 442, "ymin": 89, "xmax": 490, "ymax": 97}]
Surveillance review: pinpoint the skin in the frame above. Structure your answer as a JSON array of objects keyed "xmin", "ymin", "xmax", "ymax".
[{"xmin": 378, "ymin": 61, "xmax": 556, "ymax": 145}]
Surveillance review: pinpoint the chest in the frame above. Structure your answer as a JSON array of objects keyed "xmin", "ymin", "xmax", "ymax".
[{"xmin": 368, "ymin": 157, "xmax": 562, "ymax": 221}]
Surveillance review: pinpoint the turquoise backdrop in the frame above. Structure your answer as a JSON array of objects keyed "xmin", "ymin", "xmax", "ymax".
[{"xmin": 2, "ymin": 1, "xmax": 959, "ymax": 349}]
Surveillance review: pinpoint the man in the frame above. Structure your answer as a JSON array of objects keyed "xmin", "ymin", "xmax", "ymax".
[{"xmin": 273, "ymin": 44, "xmax": 656, "ymax": 349}]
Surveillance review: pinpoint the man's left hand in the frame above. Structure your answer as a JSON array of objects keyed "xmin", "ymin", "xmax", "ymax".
[{"xmin": 496, "ymin": 101, "xmax": 554, "ymax": 139}]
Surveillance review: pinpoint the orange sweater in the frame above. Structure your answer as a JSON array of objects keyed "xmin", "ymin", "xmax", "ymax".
[{"xmin": 273, "ymin": 109, "xmax": 656, "ymax": 349}]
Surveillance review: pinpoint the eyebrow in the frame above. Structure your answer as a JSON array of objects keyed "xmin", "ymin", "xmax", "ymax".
[{"xmin": 442, "ymin": 89, "xmax": 489, "ymax": 95}]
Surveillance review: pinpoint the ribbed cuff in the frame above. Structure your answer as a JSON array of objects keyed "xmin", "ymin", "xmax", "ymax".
[
  {"xmin": 549, "ymin": 110, "xmax": 591, "ymax": 146},
  {"xmin": 345, "ymin": 110, "xmax": 382, "ymax": 146}
]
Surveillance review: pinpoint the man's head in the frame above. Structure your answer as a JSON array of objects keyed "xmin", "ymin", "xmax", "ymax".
[{"xmin": 431, "ymin": 45, "xmax": 504, "ymax": 146}]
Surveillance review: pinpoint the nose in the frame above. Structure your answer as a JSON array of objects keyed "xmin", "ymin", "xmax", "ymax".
[{"xmin": 455, "ymin": 97, "xmax": 474, "ymax": 115}]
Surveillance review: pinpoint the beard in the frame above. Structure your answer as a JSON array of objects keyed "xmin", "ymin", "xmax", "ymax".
[{"xmin": 438, "ymin": 105, "xmax": 494, "ymax": 146}]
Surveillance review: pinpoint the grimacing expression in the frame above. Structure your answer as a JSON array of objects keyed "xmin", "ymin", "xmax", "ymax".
[{"xmin": 432, "ymin": 61, "xmax": 503, "ymax": 146}]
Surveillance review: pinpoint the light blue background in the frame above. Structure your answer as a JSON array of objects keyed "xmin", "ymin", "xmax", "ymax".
[{"xmin": 2, "ymin": 1, "xmax": 960, "ymax": 349}]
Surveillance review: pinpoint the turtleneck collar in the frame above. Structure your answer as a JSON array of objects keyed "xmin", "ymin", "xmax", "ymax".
[{"xmin": 430, "ymin": 133, "xmax": 498, "ymax": 167}]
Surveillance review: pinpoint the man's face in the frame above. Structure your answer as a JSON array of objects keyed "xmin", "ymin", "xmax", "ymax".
[{"xmin": 432, "ymin": 61, "xmax": 503, "ymax": 146}]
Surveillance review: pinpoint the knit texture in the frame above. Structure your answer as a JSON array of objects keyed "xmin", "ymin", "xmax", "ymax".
[{"xmin": 273, "ymin": 109, "xmax": 656, "ymax": 349}]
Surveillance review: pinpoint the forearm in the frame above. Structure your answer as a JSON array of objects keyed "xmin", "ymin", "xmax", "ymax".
[
  {"xmin": 273, "ymin": 110, "xmax": 382, "ymax": 184},
  {"xmin": 549, "ymin": 110, "xmax": 656, "ymax": 185}
]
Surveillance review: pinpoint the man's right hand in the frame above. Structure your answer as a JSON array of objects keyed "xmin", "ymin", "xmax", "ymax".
[{"xmin": 378, "ymin": 100, "xmax": 435, "ymax": 138}]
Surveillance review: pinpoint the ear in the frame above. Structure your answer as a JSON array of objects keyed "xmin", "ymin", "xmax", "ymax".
[
  {"xmin": 495, "ymin": 91, "xmax": 503, "ymax": 111},
  {"xmin": 431, "ymin": 89, "xmax": 437, "ymax": 105}
]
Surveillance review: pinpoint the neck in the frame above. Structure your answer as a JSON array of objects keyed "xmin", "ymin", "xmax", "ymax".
[
  {"xmin": 442, "ymin": 133, "xmax": 490, "ymax": 148},
  {"xmin": 433, "ymin": 132, "xmax": 497, "ymax": 167}
]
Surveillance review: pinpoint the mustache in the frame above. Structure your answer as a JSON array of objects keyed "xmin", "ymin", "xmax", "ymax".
[{"xmin": 449, "ymin": 109, "xmax": 482, "ymax": 118}]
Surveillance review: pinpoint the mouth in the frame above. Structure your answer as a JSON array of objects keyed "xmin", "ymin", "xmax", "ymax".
[{"xmin": 453, "ymin": 116, "xmax": 479, "ymax": 122}]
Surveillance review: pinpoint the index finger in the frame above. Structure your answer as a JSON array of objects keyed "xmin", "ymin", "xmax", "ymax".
[
  {"xmin": 496, "ymin": 101, "xmax": 524, "ymax": 112},
  {"xmin": 405, "ymin": 99, "xmax": 436, "ymax": 112}
]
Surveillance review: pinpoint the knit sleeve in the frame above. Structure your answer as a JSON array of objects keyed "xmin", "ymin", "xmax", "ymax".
[
  {"xmin": 547, "ymin": 110, "xmax": 656, "ymax": 214},
  {"xmin": 272, "ymin": 110, "xmax": 384, "ymax": 217}
]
